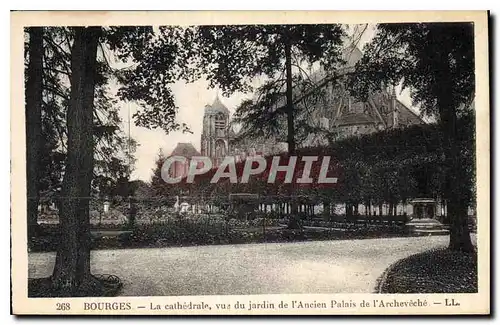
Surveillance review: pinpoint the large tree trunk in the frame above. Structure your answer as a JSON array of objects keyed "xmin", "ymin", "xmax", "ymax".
[
  {"xmin": 433, "ymin": 30, "xmax": 474, "ymax": 252},
  {"xmin": 444, "ymin": 123, "xmax": 473, "ymax": 252},
  {"xmin": 284, "ymin": 33, "xmax": 300, "ymax": 229},
  {"xmin": 52, "ymin": 27, "xmax": 101, "ymax": 295},
  {"xmin": 443, "ymin": 118, "xmax": 473, "ymax": 252},
  {"xmin": 26, "ymin": 27, "xmax": 44, "ymax": 240},
  {"xmin": 284, "ymin": 41, "xmax": 296, "ymax": 156}
]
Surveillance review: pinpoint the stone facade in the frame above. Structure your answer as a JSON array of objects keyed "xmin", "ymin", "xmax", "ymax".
[{"xmin": 200, "ymin": 95, "xmax": 232, "ymax": 167}]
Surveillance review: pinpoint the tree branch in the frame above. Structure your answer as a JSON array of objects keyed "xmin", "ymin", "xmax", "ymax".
[{"xmin": 43, "ymin": 45, "xmax": 72, "ymax": 78}]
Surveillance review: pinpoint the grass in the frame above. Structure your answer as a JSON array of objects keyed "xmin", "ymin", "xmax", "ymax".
[{"xmin": 379, "ymin": 248, "xmax": 477, "ymax": 293}]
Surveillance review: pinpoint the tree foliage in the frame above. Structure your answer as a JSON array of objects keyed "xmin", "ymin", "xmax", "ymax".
[
  {"xmin": 110, "ymin": 26, "xmax": 191, "ymax": 133},
  {"xmin": 348, "ymin": 23, "xmax": 475, "ymax": 117},
  {"xmin": 180, "ymin": 24, "xmax": 346, "ymax": 148},
  {"xmin": 348, "ymin": 23, "xmax": 476, "ymax": 251}
]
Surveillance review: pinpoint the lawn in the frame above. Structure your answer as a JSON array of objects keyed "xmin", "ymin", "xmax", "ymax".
[{"xmin": 379, "ymin": 248, "xmax": 477, "ymax": 293}]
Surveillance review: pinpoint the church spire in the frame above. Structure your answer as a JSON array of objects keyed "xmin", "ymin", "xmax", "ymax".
[
  {"xmin": 213, "ymin": 88, "xmax": 222, "ymax": 106},
  {"xmin": 207, "ymin": 90, "xmax": 230, "ymax": 115}
]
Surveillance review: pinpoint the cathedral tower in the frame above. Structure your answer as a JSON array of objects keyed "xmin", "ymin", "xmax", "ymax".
[{"xmin": 200, "ymin": 94, "xmax": 230, "ymax": 167}]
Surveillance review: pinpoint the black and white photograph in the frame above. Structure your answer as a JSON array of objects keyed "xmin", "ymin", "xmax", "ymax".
[{"xmin": 11, "ymin": 11, "xmax": 489, "ymax": 315}]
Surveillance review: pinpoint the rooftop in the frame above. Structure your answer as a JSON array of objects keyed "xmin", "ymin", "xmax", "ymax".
[
  {"xmin": 205, "ymin": 94, "xmax": 230, "ymax": 115},
  {"xmin": 170, "ymin": 142, "xmax": 201, "ymax": 158}
]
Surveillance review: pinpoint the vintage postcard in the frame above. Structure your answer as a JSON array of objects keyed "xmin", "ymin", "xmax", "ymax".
[{"xmin": 11, "ymin": 11, "xmax": 490, "ymax": 315}]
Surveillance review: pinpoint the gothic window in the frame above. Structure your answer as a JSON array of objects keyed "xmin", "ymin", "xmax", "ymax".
[
  {"xmin": 215, "ymin": 114, "xmax": 226, "ymax": 137},
  {"xmin": 215, "ymin": 139, "xmax": 226, "ymax": 158},
  {"xmin": 202, "ymin": 140, "xmax": 207, "ymax": 154},
  {"xmin": 215, "ymin": 113, "xmax": 226, "ymax": 130}
]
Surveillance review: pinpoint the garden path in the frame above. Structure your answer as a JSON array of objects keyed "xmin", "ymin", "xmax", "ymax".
[{"xmin": 29, "ymin": 235, "xmax": 458, "ymax": 296}]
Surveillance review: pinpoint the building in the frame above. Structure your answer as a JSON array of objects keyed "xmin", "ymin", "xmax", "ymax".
[
  {"xmin": 168, "ymin": 142, "xmax": 201, "ymax": 179},
  {"xmin": 198, "ymin": 45, "xmax": 423, "ymax": 163},
  {"xmin": 302, "ymin": 45, "xmax": 423, "ymax": 146},
  {"xmin": 200, "ymin": 95, "xmax": 233, "ymax": 167}
]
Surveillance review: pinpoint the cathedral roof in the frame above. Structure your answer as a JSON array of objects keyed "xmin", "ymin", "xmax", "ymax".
[
  {"xmin": 204, "ymin": 94, "xmax": 230, "ymax": 115},
  {"xmin": 335, "ymin": 113, "xmax": 378, "ymax": 127},
  {"xmin": 309, "ymin": 44, "xmax": 364, "ymax": 81},
  {"xmin": 170, "ymin": 142, "xmax": 201, "ymax": 158}
]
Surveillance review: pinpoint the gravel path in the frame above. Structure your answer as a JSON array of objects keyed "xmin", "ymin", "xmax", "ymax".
[{"xmin": 29, "ymin": 236, "xmax": 452, "ymax": 296}]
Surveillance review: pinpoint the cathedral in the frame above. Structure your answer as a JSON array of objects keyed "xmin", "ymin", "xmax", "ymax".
[
  {"xmin": 197, "ymin": 45, "xmax": 423, "ymax": 167},
  {"xmin": 169, "ymin": 45, "xmax": 424, "ymax": 170}
]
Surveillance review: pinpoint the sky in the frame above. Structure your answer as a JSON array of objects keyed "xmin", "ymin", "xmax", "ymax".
[{"xmin": 116, "ymin": 25, "xmax": 417, "ymax": 182}]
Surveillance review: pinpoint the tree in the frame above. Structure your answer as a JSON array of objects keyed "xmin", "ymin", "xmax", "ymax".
[
  {"xmin": 181, "ymin": 25, "xmax": 345, "ymax": 227},
  {"xmin": 150, "ymin": 149, "xmax": 168, "ymax": 196},
  {"xmin": 35, "ymin": 26, "xmax": 190, "ymax": 295},
  {"xmin": 25, "ymin": 27, "xmax": 142, "ymax": 226},
  {"xmin": 25, "ymin": 27, "xmax": 44, "ymax": 239},
  {"xmin": 51, "ymin": 27, "xmax": 101, "ymax": 294},
  {"xmin": 348, "ymin": 23, "xmax": 475, "ymax": 251},
  {"xmin": 150, "ymin": 150, "xmax": 174, "ymax": 200}
]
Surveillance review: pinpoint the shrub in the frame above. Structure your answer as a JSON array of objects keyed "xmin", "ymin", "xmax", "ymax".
[
  {"xmin": 249, "ymin": 218, "xmax": 280, "ymax": 227},
  {"xmin": 227, "ymin": 218, "xmax": 249, "ymax": 228},
  {"xmin": 128, "ymin": 217, "xmax": 239, "ymax": 247}
]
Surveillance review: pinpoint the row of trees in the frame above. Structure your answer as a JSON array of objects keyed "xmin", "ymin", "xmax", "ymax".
[
  {"xmin": 150, "ymin": 23, "xmax": 476, "ymax": 251},
  {"xmin": 151, "ymin": 116, "xmax": 474, "ymax": 220},
  {"xmin": 24, "ymin": 22, "xmax": 476, "ymax": 296}
]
